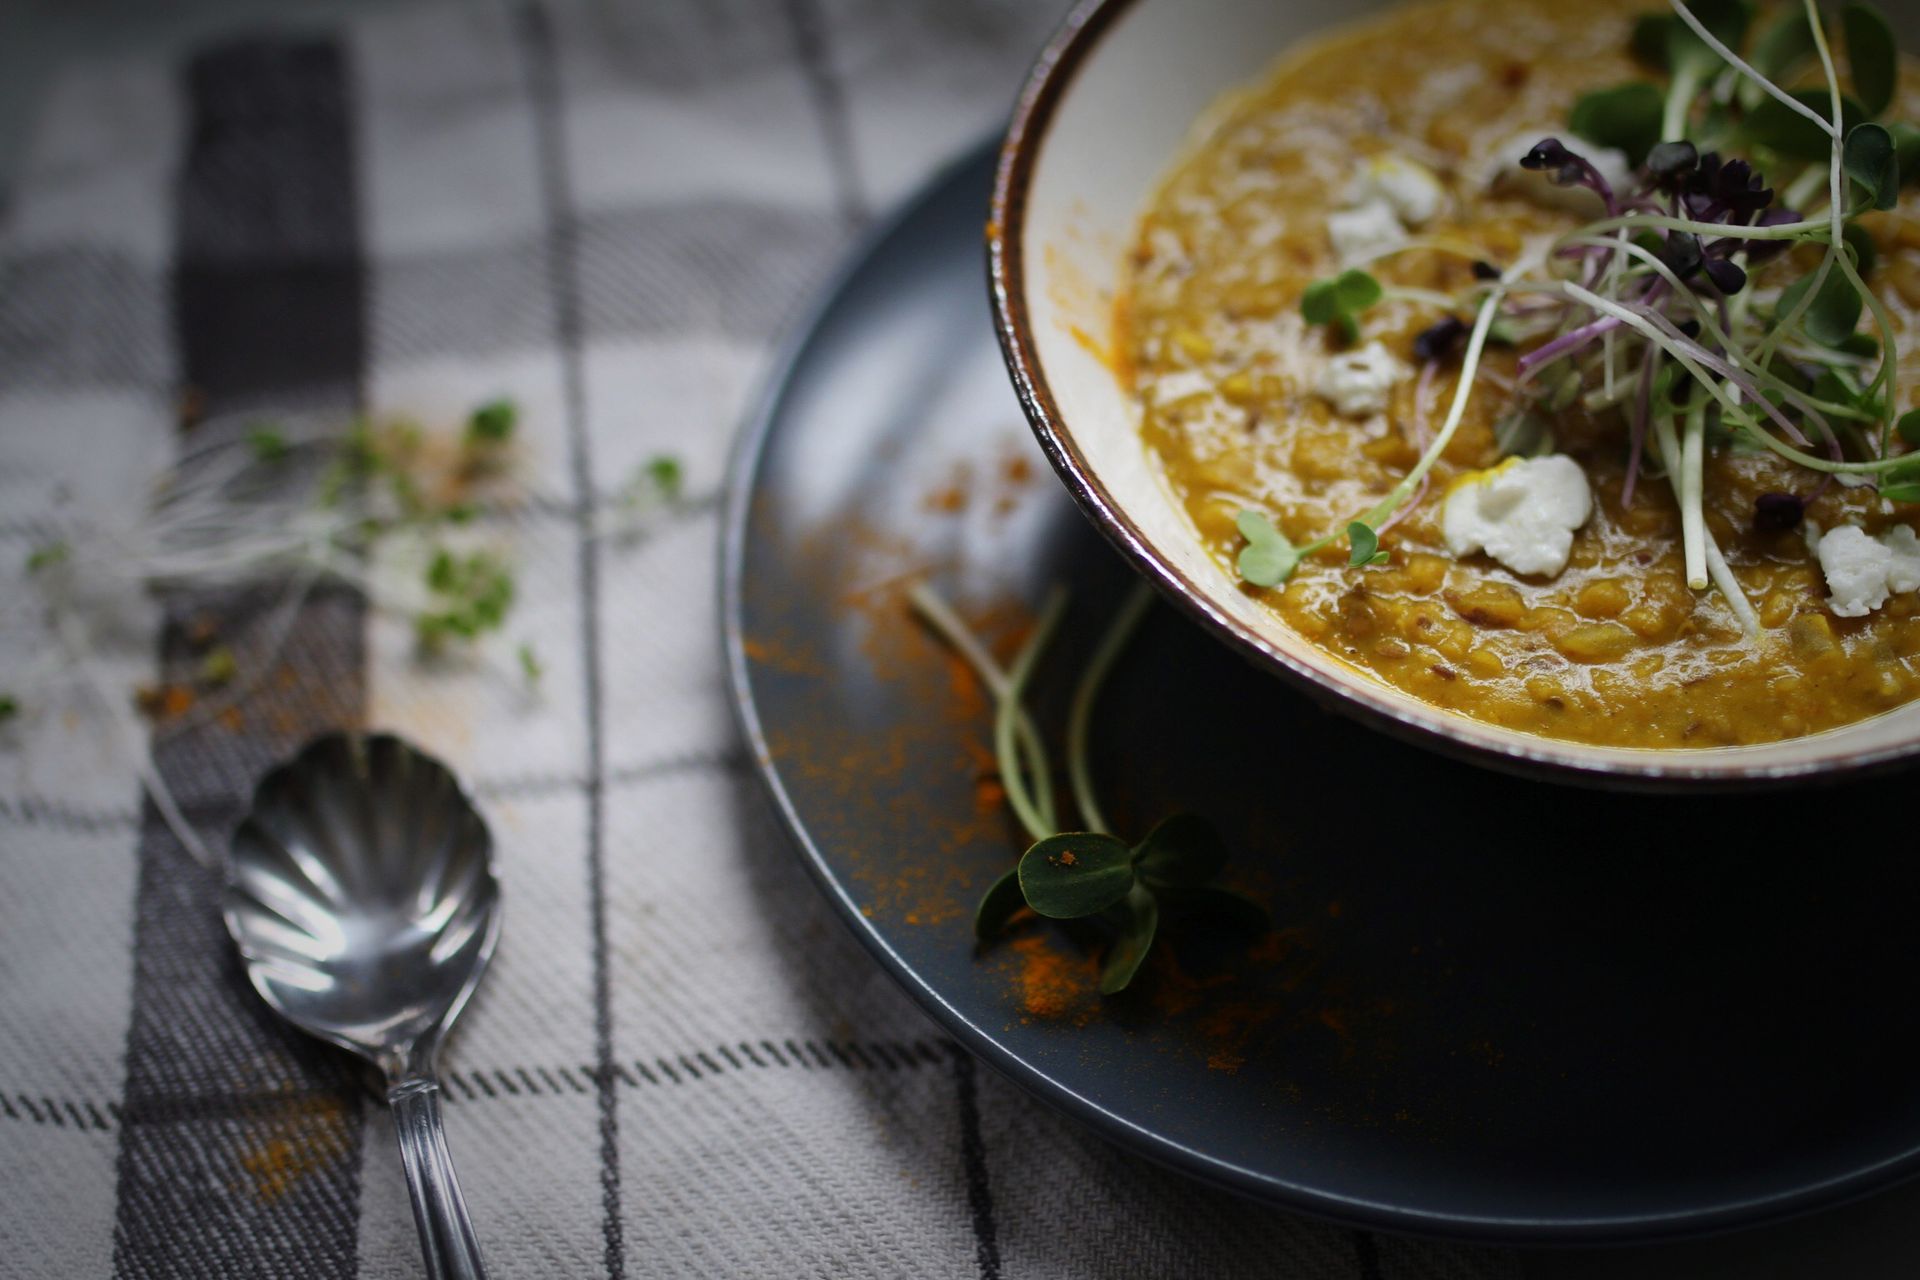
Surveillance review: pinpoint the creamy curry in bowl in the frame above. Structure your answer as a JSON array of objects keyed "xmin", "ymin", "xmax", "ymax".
[{"xmin": 993, "ymin": 0, "xmax": 1920, "ymax": 775}]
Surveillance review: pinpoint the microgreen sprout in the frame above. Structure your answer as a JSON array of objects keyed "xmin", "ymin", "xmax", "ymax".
[
  {"xmin": 910, "ymin": 581, "xmax": 1267, "ymax": 995},
  {"xmin": 198, "ymin": 645, "xmax": 238, "ymax": 687},
  {"xmin": 7, "ymin": 397, "xmax": 535, "ymax": 875},
  {"xmin": 247, "ymin": 425, "xmax": 290, "ymax": 462},
  {"xmin": 518, "ymin": 642, "xmax": 543, "ymax": 684},
  {"xmin": 416, "ymin": 548, "xmax": 515, "ymax": 649},
  {"xmin": 467, "ymin": 397, "xmax": 518, "ymax": 444},
  {"xmin": 0, "ymin": 694, "xmax": 17, "ymax": 723},
  {"xmin": 1234, "ymin": 0, "xmax": 1920, "ymax": 624},
  {"xmin": 25, "ymin": 541, "xmax": 68, "ymax": 574},
  {"xmin": 1301, "ymin": 268, "xmax": 1383, "ymax": 342}
]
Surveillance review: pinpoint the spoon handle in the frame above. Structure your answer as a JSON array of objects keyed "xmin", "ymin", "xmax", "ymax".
[{"xmin": 390, "ymin": 1076, "xmax": 488, "ymax": 1280}]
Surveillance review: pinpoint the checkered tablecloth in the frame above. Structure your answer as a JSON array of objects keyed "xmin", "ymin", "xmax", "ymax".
[{"xmin": 5, "ymin": 2, "xmax": 1917, "ymax": 1277}]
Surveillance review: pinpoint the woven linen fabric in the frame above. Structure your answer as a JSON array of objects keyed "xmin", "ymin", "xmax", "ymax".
[{"xmin": 0, "ymin": 3, "xmax": 1896, "ymax": 1279}]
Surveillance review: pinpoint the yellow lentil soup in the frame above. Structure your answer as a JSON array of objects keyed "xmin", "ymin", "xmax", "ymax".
[{"xmin": 1123, "ymin": 0, "xmax": 1920, "ymax": 748}]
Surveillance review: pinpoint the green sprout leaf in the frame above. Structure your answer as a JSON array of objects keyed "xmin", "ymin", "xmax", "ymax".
[
  {"xmin": 1333, "ymin": 268, "xmax": 1382, "ymax": 312},
  {"xmin": 1897, "ymin": 408, "xmax": 1920, "ymax": 447},
  {"xmin": 1891, "ymin": 123, "xmax": 1920, "ymax": 186},
  {"xmin": 1018, "ymin": 832, "xmax": 1135, "ymax": 919},
  {"xmin": 0, "ymin": 693, "xmax": 15, "ymax": 722},
  {"xmin": 973, "ymin": 866, "xmax": 1027, "ymax": 942},
  {"xmin": 1747, "ymin": 89, "xmax": 1866, "ymax": 160},
  {"xmin": 1881, "ymin": 483, "xmax": 1920, "ymax": 504},
  {"xmin": 1301, "ymin": 269, "xmax": 1381, "ymax": 342},
  {"xmin": 1235, "ymin": 509, "xmax": 1301, "ymax": 588},
  {"xmin": 1098, "ymin": 886, "xmax": 1159, "ymax": 995},
  {"xmin": 25, "ymin": 541, "xmax": 69, "ymax": 574},
  {"xmin": 1569, "ymin": 82, "xmax": 1664, "ymax": 166},
  {"xmin": 1747, "ymin": 4, "xmax": 1817, "ymax": 88},
  {"xmin": 644, "ymin": 454, "xmax": 684, "ymax": 500},
  {"xmin": 1632, "ymin": 0, "xmax": 1750, "ymax": 75},
  {"xmin": 1843, "ymin": 222, "xmax": 1880, "ymax": 277},
  {"xmin": 467, "ymin": 397, "xmax": 518, "ymax": 444},
  {"xmin": 416, "ymin": 548, "xmax": 516, "ymax": 648},
  {"xmin": 198, "ymin": 645, "xmax": 237, "ymax": 686},
  {"xmin": 1130, "ymin": 814, "xmax": 1229, "ymax": 889},
  {"xmin": 1842, "ymin": 3, "xmax": 1898, "ymax": 117},
  {"xmin": 1347, "ymin": 520, "xmax": 1389, "ymax": 567},
  {"xmin": 247, "ymin": 425, "xmax": 289, "ymax": 462},
  {"xmin": 1844, "ymin": 123, "xmax": 1899, "ymax": 210},
  {"xmin": 1778, "ymin": 269, "xmax": 1864, "ymax": 347},
  {"xmin": 518, "ymin": 642, "xmax": 543, "ymax": 684}
]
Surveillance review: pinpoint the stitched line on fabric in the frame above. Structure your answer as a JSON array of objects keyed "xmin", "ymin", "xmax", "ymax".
[{"xmin": 2, "ymin": 1039, "xmax": 954, "ymax": 1131}]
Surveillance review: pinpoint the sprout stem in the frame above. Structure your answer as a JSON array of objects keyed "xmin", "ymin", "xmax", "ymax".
[
  {"xmin": 907, "ymin": 581, "xmax": 1059, "ymax": 840},
  {"xmin": 1680, "ymin": 400, "xmax": 1708, "ymax": 589},
  {"xmin": 1669, "ymin": 0, "xmax": 1839, "ymax": 138},
  {"xmin": 1066, "ymin": 582, "xmax": 1155, "ymax": 837}
]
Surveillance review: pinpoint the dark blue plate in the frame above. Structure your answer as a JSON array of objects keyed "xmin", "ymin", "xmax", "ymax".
[{"xmin": 721, "ymin": 142, "xmax": 1920, "ymax": 1244}]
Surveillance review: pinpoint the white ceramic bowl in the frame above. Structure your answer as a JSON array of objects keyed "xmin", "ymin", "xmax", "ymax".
[{"xmin": 989, "ymin": 0, "xmax": 1920, "ymax": 787}]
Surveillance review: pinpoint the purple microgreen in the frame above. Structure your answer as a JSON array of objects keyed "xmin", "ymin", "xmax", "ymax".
[
  {"xmin": 1840, "ymin": 3, "xmax": 1897, "ymax": 117},
  {"xmin": 1648, "ymin": 140, "xmax": 1699, "ymax": 178},
  {"xmin": 1471, "ymin": 259, "xmax": 1502, "ymax": 280},
  {"xmin": 1412, "ymin": 315, "xmax": 1469, "ymax": 362},
  {"xmin": 1703, "ymin": 256, "xmax": 1748, "ymax": 294},
  {"xmin": 1518, "ymin": 313, "xmax": 1624, "ymax": 374},
  {"xmin": 1661, "ymin": 231, "xmax": 1705, "ymax": 279},
  {"xmin": 1752, "ymin": 490, "xmax": 1806, "ymax": 530}
]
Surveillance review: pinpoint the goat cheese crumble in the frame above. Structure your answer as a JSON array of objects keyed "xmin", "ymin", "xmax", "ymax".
[
  {"xmin": 1315, "ymin": 341, "xmax": 1406, "ymax": 416},
  {"xmin": 1441, "ymin": 455, "xmax": 1593, "ymax": 577},
  {"xmin": 1815, "ymin": 524, "xmax": 1920, "ymax": 617},
  {"xmin": 1347, "ymin": 155, "xmax": 1447, "ymax": 227},
  {"xmin": 1327, "ymin": 200, "xmax": 1407, "ymax": 264}
]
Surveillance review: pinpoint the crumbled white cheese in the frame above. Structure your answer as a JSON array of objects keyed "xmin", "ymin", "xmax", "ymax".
[
  {"xmin": 1315, "ymin": 341, "xmax": 1406, "ymax": 416},
  {"xmin": 1441, "ymin": 455, "xmax": 1593, "ymax": 577},
  {"xmin": 1489, "ymin": 132, "xmax": 1634, "ymax": 215},
  {"xmin": 1326, "ymin": 199, "xmax": 1407, "ymax": 264},
  {"xmin": 1347, "ymin": 155, "xmax": 1446, "ymax": 227},
  {"xmin": 1816, "ymin": 524, "xmax": 1920, "ymax": 617},
  {"xmin": 1145, "ymin": 370, "xmax": 1214, "ymax": 405}
]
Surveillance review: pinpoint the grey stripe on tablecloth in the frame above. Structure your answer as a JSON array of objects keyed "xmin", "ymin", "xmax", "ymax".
[
  {"xmin": 513, "ymin": 5, "xmax": 624, "ymax": 1276},
  {"xmin": 110, "ymin": 37, "xmax": 369, "ymax": 1278}
]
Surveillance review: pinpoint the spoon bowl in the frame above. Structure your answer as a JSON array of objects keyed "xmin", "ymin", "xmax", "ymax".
[{"xmin": 226, "ymin": 731, "xmax": 499, "ymax": 1279}]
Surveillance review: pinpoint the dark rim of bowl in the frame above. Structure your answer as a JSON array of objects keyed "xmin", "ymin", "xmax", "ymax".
[{"xmin": 984, "ymin": 0, "xmax": 1920, "ymax": 789}]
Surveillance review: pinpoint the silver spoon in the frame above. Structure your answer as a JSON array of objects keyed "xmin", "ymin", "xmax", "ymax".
[{"xmin": 224, "ymin": 732, "xmax": 499, "ymax": 1280}]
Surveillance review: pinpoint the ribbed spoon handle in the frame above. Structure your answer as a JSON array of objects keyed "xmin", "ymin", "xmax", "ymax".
[{"xmin": 389, "ymin": 1076, "xmax": 488, "ymax": 1280}]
